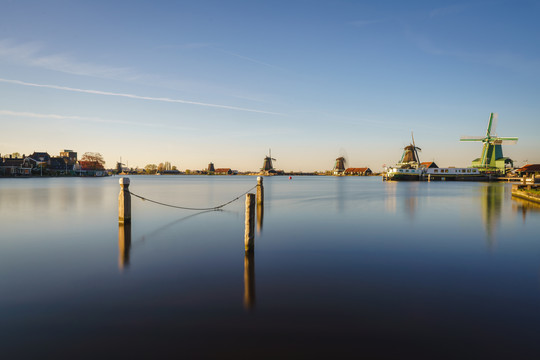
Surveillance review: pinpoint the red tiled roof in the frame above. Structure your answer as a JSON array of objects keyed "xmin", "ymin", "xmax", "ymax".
[
  {"xmin": 345, "ymin": 167, "xmax": 370, "ymax": 173},
  {"xmin": 421, "ymin": 162, "xmax": 438, "ymax": 168},
  {"xmin": 215, "ymin": 168, "xmax": 231, "ymax": 172},
  {"xmin": 516, "ymin": 164, "xmax": 540, "ymax": 172}
]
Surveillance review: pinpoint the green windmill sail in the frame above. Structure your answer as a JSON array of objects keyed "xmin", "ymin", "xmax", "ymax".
[{"xmin": 460, "ymin": 113, "xmax": 518, "ymax": 173}]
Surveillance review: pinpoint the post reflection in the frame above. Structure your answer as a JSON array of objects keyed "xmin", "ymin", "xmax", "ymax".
[
  {"xmin": 118, "ymin": 222, "xmax": 132, "ymax": 271},
  {"xmin": 257, "ymin": 203, "xmax": 264, "ymax": 234},
  {"xmin": 243, "ymin": 252, "xmax": 256, "ymax": 310},
  {"xmin": 512, "ymin": 196, "xmax": 540, "ymax": 222}
]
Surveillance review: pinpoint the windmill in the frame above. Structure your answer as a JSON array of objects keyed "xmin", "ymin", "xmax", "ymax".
[
  {"xmin": 460, "ymin": 113, "xmax": 518, "ymax": 173},
  {"xmin": 116, "ymin": 157, "xmax": 125, "ymax": 174},
  {"xmin": 399, "ymin": 132, "xmax": 421, "ymax": 167},
  {"xmin": 261, "ymin": 149, "xmax": 276, "ymax": 172},
  {"xmin": 333, "ymin": 157, "xmax": 346, "ymax": 175}
]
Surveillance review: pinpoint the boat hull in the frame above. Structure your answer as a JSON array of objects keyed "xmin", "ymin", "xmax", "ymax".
[{"xmin": 426, "ymin": 174, "xmax": 489, "ymax": 181}]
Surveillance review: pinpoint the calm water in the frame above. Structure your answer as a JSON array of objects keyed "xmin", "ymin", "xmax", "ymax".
[{"xmin": 1, "ymin": 176, "xmax": 540, "ymax": 358}]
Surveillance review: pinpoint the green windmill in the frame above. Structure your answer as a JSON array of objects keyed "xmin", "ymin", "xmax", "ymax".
[{"xmin": 460, "ymin": 113, "xmax": 518, "ymax": 173}]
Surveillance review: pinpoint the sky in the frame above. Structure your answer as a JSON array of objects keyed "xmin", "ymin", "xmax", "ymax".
[{"xmin": 0, "ymin": 0, "xmax": 539, "ymax": 171}]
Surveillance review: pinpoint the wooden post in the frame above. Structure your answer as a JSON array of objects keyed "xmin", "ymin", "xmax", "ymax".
[
  {"xmin": 243, "ymin": 252, "xmax": 255, "ymax": 310},
  {"xmin": 256, "ymin": 176, "xmax": 264, "ymax": 205},
  {"xmin": 245, "ymin": 193, "xmax": 255, "ymax": 252},
  {"xmin": 119, "ymin": 177, "xmax": 131, "ymax": 223}
]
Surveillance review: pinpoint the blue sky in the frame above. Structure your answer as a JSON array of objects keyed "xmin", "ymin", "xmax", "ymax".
[{"xmin": 0, "ymin": 0, "xmax": 538, "ymax": 171}]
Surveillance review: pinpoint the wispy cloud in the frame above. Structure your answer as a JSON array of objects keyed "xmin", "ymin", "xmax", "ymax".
[
  {"xmin": 0, "ymin": 78, "xmax": 284, "ymax": 115},
  {"xmin": 429, "ymin": 4, "xmax": 470, "ymax": 18},
  {"xmin": 215, "ymin": 48, "xmax": 283, "ymax": 71},
  {"xmin": 157, "ymin": 42, "xmax": 283, "ymax": 71},
  {"xmin": 0, "ymin": 109, "xmax": 196, "ymax": 130},
  {"xmin": 350, "ymin": 19, "xmax": 381, "ymax": 27},
  {"xmin": 0, "ymin": 39, "xmax": 136, "ymax": 80},
  {"xmin": 408, "ymin": 32, "xmax": 540, "ymax": 75}
]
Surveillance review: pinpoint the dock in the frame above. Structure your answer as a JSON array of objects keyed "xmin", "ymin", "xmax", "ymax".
[{"xmin": 511, "ymin": 176, "xmax": 540, "ymax": 204}]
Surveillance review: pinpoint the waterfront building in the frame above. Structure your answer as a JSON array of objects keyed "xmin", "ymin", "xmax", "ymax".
[{"xmin": 344, "ymin": 167, "xmax": 372, "ymax": 176}]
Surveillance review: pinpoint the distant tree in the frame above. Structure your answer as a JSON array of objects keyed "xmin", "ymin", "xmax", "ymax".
[
  {"xmin": 80, "ymin": 152, "xmax": 105, "ymax": 170},
  {"xmin": 157, "ymin": 162, "xmax": 173, "ymax": 172},
  {"xmin": 3, "ymin": 152, "xmax": 21, "ymax": 158},
  {"xmin": 172, "ymin": 165, "xmax": 178, "ymax": 171},
  {"xmin": 145, "ymin": 164, "xmax": 158, "ymax": 174}
]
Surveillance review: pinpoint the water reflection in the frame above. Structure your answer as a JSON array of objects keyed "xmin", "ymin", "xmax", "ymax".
[
  {"xmin": 118, "ymin": 222, "xmax": 132, "ymax": 271},
  {"xmin": 136, "ymin": 210, "xmax": 217, "ymax": 244},
  {"xmin": 404, "ymin": 184, "xmax": 419, "ymax": 221},
  {"xmin": 243, "ymin": 252, "xmax": 256, "ymax": 310},
  {"xmin": 335, "ymin": 178, "xmax": 345, "ymax": 212},
  {"xmin": 384, "ymin": 182, "xmax": 397, "ymax": 213},
  {"xmin": 481, "ymin": 184, "xmax": 504, "ymax": 249},
  {"xmin": 512, "ymin": 196, "xmax": 540, "ymax": 223},
  {"xmin": 257, "ymin": 203, "xmax": 264, "ymax": 234}
]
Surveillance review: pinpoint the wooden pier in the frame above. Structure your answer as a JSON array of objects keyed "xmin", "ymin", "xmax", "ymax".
[{"xmin": 512, "ymin": 180, "xmax": 540, "ymax": 204}]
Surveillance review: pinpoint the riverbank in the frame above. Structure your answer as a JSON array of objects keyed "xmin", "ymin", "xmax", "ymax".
[{"xmin": 512, "ymin": 184, "xmax": 540, "ymax": 204}]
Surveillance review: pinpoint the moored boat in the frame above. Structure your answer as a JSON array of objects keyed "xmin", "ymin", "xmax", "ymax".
[{"xmin": 384, "ymin": 134, "xmax": 489, "ymax": 181}]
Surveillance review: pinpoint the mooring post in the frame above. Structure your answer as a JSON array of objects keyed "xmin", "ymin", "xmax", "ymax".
[
  {"xmin": 118, "ymin": 177, "xmax": 131, "ymax": 223},
  {"xmin": 256, "ymin": 176, "xmax": 264, "ymax": 206},
  {"xmin": 245, "ymin": 193, "xmax": 255, "ymax": 252}
]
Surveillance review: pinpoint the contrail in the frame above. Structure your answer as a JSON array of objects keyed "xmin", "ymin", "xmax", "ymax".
[
  {"xmin": 0, "ymin": 78, "xmax": 283, "ymax": 115},
  {"xmin": 0, "ymin": 109, "xmax": 196, "ymax": 130}
]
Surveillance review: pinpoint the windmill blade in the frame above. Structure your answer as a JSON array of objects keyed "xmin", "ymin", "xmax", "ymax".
[
  {"xmin": 490, "ymin": 136, "xmax": 518, "ymax": 145},
  {"xmin": 486, "ymin": 113, "xmax": 498, "ymax": 137},
  {"xmin": 460, "ymin": 136, "xmax": 486, "ymax": 141},
  {"xmin": 490, "ymin": 113, "xmax": 499, "ymax": 135},
  {"xmin": 498, "ymin": 139, "xmax": 518, "ymax": 145},
  {"xmin": 497, "ymin": 137, "xmax": 518, "ymax": 141}
]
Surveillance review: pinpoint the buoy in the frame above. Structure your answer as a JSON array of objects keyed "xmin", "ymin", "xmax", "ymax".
[{"xmin": 289, "ymin": 176, "xmax": 292, "ymax": 180}]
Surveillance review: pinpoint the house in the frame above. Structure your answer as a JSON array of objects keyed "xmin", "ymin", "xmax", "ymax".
[
  {"xmin": 0, "ymin": 156, "xmax": 26, "ymax": 176},
  {"xmin": 516, "ymin": 164, "xmax": 540, "ymax": 176},
  {"xmin": 344, "ymin": 167, "xmax": 372, "ymax": 176},
  {"xmin": 421, "ymin": 162, "xmax": 439, "ymax": 169},
  {"xmin": 49, "ymin": 157, "xmax": 72, "ymax": 174},
  {"xmin": 29, "ymin": 152, "xmax": 51, "ymax": 164},
  {"xmin": 215, "ymin": 168, "xmax": 232, "ymax": 175},
  {"xmin": 60, "ymin": 150, "xmax": 77, "ymax": 165}
]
